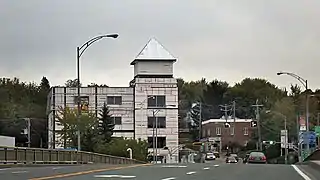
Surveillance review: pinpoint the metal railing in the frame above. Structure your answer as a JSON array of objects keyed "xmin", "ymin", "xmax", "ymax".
[{"xmin": 0, "ymin": 146, "xmax": 145, "ymax": 165}]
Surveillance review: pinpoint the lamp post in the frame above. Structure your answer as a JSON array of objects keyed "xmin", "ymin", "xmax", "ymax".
[
  {"xmin": 76, "ymin": 34, "xmax": 118, "ymax": 151},
  {"xmin": 277, "ymin": 71, "xmax": 309, "ymax": 154},
  {"xmin": 140, "ymin": 96, "xmax": 175, "ymax": 163},
  {"xmin": 266, "ymin": 110, "xmax": 288, "ymax": 164}
]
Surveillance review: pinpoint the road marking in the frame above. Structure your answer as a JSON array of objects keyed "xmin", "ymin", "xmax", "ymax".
[
  {"xmin": 28, "ymin": 164, "xmax": 151, "ymax": 180},
  {"xmin": 94, "ymin": 175, "xmax": 136, "ymax": 178},
  {"xmin": 161, "ymin": 165, "xmax": 187, "ymax": 168},
  {"xmin": 52, "ymin": 167, "xmax": 63, "ymax": 170},
  {"xmin": 291, "ymin": 165, "xmax": 312, "ymax": 180},
  {"xmin": 186, "ymin": 171, "xmax": 196, "ymax": 175},
  {"xmin": 203, "ymin": 167, "xmax": 210, "ymax": 170},
  {"xmin": 161, "ymin": 177, "xmax": 176, "ymax": 180},
  {"xmin": 12, "ymin": 171, "xmax": 28, "ymax": 174},
  {"xmin": 214, "ymin": 164, "xmax": 220, "ymax": 167}
]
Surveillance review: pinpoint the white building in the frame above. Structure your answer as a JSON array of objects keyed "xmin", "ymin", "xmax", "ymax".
[{"xmin": 47, "ymin": 38, "xmax": 179, "ymax": 162}]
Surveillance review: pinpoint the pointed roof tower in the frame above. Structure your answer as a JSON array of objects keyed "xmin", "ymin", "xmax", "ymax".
[{"xmin": 130, "ymin": 38, "xmax": 176, "ymax": 65}]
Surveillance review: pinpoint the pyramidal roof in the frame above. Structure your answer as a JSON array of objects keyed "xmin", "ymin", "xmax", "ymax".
[{"xmin": 130, "ymin": 38, "xmax": 176, "ymax": 65}]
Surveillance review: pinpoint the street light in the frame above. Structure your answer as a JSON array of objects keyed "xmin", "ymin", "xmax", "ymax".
[
  {"xmin": 266, "ymin": 110, "xmax": 288, "ymax": 164},
  {"xmin": 140, "ymin": 96, "xmax": 176, "ymax": 163},
  {"xmin": 277, "ymin": 71, "xmax": 309, "ymax": 153},
  {"xmin": 76, "ymin": 33, "xmax": 118, "ymax": 151}
]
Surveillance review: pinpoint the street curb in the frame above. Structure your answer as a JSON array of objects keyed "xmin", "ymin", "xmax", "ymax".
[
  {"xmin": 308, "ymin": 161, "xmax": 320, "ymax": 171},
  {"xmin": 297, "ymin": 161, "xmax": 320, "ymax": 171}
]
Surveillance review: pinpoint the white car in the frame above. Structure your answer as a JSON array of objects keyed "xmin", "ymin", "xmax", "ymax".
[{"xmin": 205, "ymin": 153, "xmax": 216, "ymax": 160}]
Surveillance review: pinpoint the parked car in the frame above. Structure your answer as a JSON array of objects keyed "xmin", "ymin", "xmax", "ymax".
[
  {"xmin": 205, "ymin": 152, "xmax": 216, "ymax": 160},
  {"xmin": 247, "ymin": 152, "xmax": 267, "ymax": 164},
  {"xmin": 213, "ymin": 151, "xmax": 220, "ymax": 158}
]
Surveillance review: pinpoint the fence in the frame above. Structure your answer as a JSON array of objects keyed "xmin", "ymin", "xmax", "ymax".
[{"xmin": 0, "ymin": 146, "xmax": 145, "ymax": 165}]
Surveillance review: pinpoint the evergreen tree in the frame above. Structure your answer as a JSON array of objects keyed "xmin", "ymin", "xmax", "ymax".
[{"xmin": 98, "ymin": 103, "xmax": 114, "ymax": 143}]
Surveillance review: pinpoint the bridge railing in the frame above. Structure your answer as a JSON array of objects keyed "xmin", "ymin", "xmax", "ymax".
[{"xmin": 0, "ymin": 146, "xmax": 145, "ymax": 165}]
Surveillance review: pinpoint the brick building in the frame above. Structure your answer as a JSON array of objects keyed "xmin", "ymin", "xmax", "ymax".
[{"xmin": 201, "ymin": 116, "xmax": 254, "ymax": 152}]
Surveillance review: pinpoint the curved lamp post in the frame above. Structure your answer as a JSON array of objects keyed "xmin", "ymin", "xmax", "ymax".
[
  {"xmin": 76, "ymin": 34, "xmax": 118, "ymax": 151},
  {"xmin": 277, "ymin": 71, "xmax": 309, "ymax": 154}
]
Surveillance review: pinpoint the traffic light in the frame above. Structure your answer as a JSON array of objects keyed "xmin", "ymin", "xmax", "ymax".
[
  {"xmin": 251, "ymin": 120, "xmax": 257, "ymax": 128},
  {"xmin": 263, "ymin": 141, "xmax": 275, "ymax": 145},
  {"xmin": 224, "ymin": 122, "xmax": 231, "ymax": 128}
]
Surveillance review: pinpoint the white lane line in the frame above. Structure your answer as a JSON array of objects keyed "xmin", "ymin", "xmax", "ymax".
[
  {"xmin": 94, "ymin": 175, "xmax": 136, "ymax": 178},
  {"xmin": 214, "ymin": 164, "xmax": 220, "ymax": 167},
  {"xmin": 161, "ymin": 165, "xmax": 187, "ymax": 168},
  {"xmin": 203, "ymin": 167, "xmax": 210, "ymax": 170},
  {"xmin": 0, "ymin": 168, "xmax": 10, "ymax": 171},
  {"xmin": 11, "ymin": 171, "xmax": 28, "ymax": 174},
  {"xmin": 162, "ymin": 177, "xmax": 176, "ymax": 180},
  {"xmin": 52, "ymin": 167, "xmax": 63, "ymax": 170},
  {"xmin": 186, "ymin": 171, "xmax": 196, "ymax": 175},
  {"xmin": 291, "ymin": 165, "xmax": 312, "ymax": 180}
]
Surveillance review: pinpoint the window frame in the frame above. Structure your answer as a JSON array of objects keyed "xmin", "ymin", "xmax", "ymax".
[
  {"xmin": 216, "ymin": 127, "xmax": 221, "ymax": 135},
  {"xmin": 244, "ymin": 127, "xmax": 249, "ymax": 135},
  {"xmin": 107, "ymin": 96, "xmax": 122, "ymax": 105},
  {"xmin": 112, "ymin": 116, "xmax": 122, "ymax": 125},
  {"xmin": 147, "ymin": 95, "xmax": 166, "ymax": 107},
  {"xmin": 147, "ymin": 116, "xmax": 166, "ymax": 128}
]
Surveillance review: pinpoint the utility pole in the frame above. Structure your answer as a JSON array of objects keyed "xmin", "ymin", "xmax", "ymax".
[
  {"xmin": 198, "ymin": 102, "xmax": 202, "ymax": 140},
  {"xmin": 252, "ymin": 99, "xmax": 263, "ymax": 151},
  {"xmin": 317, "ymin": 113, "xmax": 320, "ymax": 149},
  {"xmin": 27, "ymin": 118, "xmax": 31, "ymax": 148},
  {"xmin": 152, "ymin": 110, "xmax": 156, "ymax": 163},
  {"xmin": 220, "ymin": 104, "xmax": 229, "ymax": 120},
  {"xmin": 233, "ymin": 101, "xmax": 236, "ymax": 138}
]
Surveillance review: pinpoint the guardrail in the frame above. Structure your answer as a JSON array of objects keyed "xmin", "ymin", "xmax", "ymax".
[{"xmin": 0, "ymin": 146, "xmax": 145, "ymax": 165}]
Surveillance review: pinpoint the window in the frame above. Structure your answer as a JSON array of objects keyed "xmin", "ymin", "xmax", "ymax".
[
  {"xmin": 244, "ymin": 127, "xmax": 249, "ymax": 135},
  {"xmin": 147, "ymin": 137, "xmax": 166, "ymax": 148},
  {"xmin": 112, "ymin": 117, "xmax": 122, "ymax": 125},
  {"xmin": 147, "ymin": 117, "xmax": 166, "ymax": 128},
  {"xmin": 216, "ymin": 127, "xmax": 221, "ymax": 135},
  {"xmin": 107, "ymin": 96, "xmax": 122, "ymax": 105},
  {"xmin": 230, "ymin": 127, "xmax": 235, "ymax": 135},
  {"xmin": 147, "ymin": 95, "xmax": 166, "ymax": 107}
]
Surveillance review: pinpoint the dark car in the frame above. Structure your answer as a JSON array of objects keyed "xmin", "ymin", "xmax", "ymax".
[
  {"xmin": 247, "ymin": 152, "xmax": 267, "ymax": 164},
  {"xmin": 226, "ymin": 156, "xmax": 238, "ymax": 163}
]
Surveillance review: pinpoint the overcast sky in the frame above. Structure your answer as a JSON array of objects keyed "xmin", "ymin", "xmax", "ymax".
[{"xmin": 1, "ymin": 0, "xmax": 320, "ymax": 90}]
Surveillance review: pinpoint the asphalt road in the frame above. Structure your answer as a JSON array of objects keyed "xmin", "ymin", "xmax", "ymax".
[{"xmin": 0, "ymin": 161, "xmax": 319, "ymax": 180}]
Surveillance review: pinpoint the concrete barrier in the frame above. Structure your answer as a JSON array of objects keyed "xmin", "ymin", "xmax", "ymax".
[{"xmin": 0, "ymin": 146, "xmax": 145, "ymax": 165}]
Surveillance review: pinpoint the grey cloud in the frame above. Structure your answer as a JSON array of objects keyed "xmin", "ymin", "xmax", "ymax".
[{"xmin": 0, "ymin": 0, "xmax": 320, "ymax": 89}]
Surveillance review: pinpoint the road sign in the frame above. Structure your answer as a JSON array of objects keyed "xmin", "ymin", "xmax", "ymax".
[
  {"xmin": 300, "ymin": 131, "xmax": 317, "ymax": 144},
  {"xmin": 281, "ymin": 130, "xmax": 288, "ymax": 148},
  {"xmin": 315, "ymin": 126, "xmax": 320, "ymax": 137},
  {"xmin": 299, "ymin": 116, "xmax": 306, "ymax": 131}
]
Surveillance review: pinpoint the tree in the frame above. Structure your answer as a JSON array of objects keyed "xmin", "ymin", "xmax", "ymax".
[
  {"xmin": 65, "ymin": 79, "xmax": 81, "ymax": 87},
  {"xmin": 94, "ymin": 137, "xmax": 148, "ymax": 161},
  {"xmin": 224, "ymin": 78, "xmax": 287, "ymax": 119},
  {"xmin": 98, "ymin": 103, "xmax": 114, "ymax": 143},
  {"xmin": 56, "ymin": 106, "xmax": 98, "ymax": 149},
  {"xmin": 202, "ymin": 79, "xmax": 229, "ymax": 119}
]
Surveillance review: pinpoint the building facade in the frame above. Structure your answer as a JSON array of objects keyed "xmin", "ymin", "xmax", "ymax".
[
  {"xmin": 47, "ymin": 38, "xmax": 179, "ymax": 161},
  {"xmin": 201, "ymin": 117, "xmax": 253, "ymax": 152}
]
